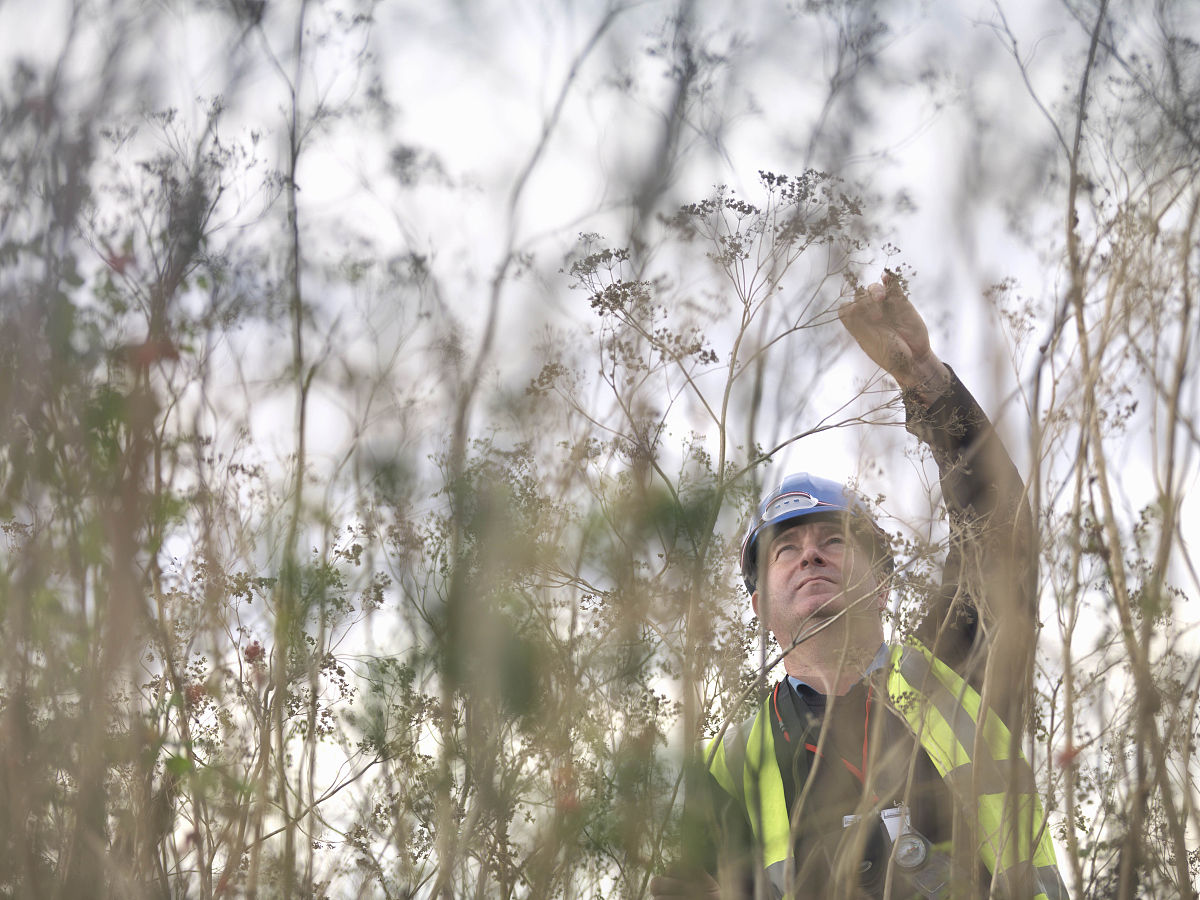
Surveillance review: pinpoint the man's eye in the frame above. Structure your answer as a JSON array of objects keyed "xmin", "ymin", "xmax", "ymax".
[{"xmin": 826, "ymin": 535, "xmax": 844, "ymax": 545}]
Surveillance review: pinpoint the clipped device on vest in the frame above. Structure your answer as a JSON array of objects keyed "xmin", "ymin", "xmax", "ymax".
[{"xmin": 843, "ymin": 804, "xmax": 952, "ymax": 899}]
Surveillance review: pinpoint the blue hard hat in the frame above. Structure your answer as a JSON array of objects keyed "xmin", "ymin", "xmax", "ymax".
[{"xmin": 739, "ymin": 472, "xmax": 892, "ymax": 594}]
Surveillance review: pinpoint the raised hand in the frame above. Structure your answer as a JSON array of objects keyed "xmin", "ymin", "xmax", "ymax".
[{"xmin": 837, "ymin": 271, "xmax": 950, "ymax": 402}]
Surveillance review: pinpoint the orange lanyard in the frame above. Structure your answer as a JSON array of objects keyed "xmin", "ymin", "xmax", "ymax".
[{"xmin": 773, "ymin": 681, "xmax": 873, "ymax": 786}]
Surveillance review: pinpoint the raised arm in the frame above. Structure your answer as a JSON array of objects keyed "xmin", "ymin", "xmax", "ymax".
[{"xmin": 839, "ymin": 274, "xmax": 1037, "ymax": 717}]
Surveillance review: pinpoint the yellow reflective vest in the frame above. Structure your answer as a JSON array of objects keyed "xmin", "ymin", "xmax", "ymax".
[{"xmin": 706, "ymin": 639, "xmax": 1068, "ymax": 899}]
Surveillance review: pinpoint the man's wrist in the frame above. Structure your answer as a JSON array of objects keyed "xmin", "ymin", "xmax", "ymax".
[{"xmin": 899, "ymin": 356, "xmax": 952, "ymax": 405}]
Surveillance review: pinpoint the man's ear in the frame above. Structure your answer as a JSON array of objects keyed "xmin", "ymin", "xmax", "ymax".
[{"xmin": 751, "ymin": 591, "xmax": 759, "ymax": 619}]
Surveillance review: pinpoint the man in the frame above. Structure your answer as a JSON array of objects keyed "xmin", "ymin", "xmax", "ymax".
[{"xmin": 652, "ymin": 275, "xmax": 1067, "ymax": 899}]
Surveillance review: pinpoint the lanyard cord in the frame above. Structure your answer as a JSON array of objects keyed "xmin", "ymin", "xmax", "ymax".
[{"xmin": 773, "ymin": 681, "xmax": 874, "ymax": 787}]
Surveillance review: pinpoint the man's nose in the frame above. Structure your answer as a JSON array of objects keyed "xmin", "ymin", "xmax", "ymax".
[{"xmin": 799, "ymin": 543, "xmax": 826, "ymax": 567}]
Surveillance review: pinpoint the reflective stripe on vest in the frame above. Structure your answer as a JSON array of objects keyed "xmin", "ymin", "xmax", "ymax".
[
  {"xmin": 706, "ymin": 639, "xmax": 1069, "ymax": 900},
  {"xmin": 887, "ymin": 641, "xmax": 1068, "ymax": 900},
  {"xmin": 707, "ymin": 694, "xmax": 791, "ymax": 899},
  {"xmin": 708, "ymin": 696, "xmax": 791, "ymax": 879}
]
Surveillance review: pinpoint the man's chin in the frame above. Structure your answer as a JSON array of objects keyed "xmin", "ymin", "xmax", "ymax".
[
  {"xmin": 792, "ymin": 593, "xmax": 878, "ymax": 623},
  {"xmin": 795, "ymin": 590, "xmax": 844, "ymax": 613},
  {"xmin": 788, "ymin": 598, "xmax": 845, "ymax": 624}
]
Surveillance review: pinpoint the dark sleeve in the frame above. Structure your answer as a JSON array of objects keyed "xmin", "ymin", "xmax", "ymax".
[{"xmin": 904, "ymin": 367, "xmax": 1036, "ymax": 702}]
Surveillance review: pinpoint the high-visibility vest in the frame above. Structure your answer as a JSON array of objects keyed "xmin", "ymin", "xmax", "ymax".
[{"xmin": 706, "ymin": 639, "xmax": 1069, "ymax": 899}]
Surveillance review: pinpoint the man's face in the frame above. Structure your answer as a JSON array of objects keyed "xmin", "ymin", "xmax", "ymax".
[{"xmin": 751, "ymin": 517, "xmax": 884, "ymax": 645}]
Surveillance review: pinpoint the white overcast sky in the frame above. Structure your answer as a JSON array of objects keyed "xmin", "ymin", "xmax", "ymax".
[{"xmin": 9, "ymin": 0, "xmax": 1196, "ymax": 612}]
